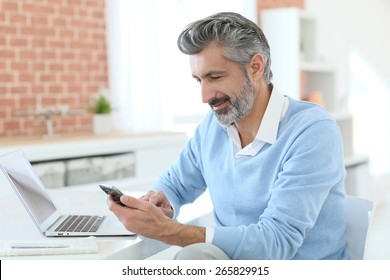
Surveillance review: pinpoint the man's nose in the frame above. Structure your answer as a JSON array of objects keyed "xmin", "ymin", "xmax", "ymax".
[{"xmin": 201, "ymin": 82, "xmax": 215, "ymax": 104}]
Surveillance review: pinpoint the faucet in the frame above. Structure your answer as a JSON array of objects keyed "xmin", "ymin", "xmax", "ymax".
[
  {"xmin": 33, "ymin": 106, "xmax": 69, "ymax": 138},
  {"xmin": 15, "ymin": 106, "xmax": 69, "ymax": 138}
]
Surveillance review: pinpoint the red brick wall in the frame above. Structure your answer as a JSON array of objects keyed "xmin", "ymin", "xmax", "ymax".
[
  {"xmin": 257, "ymin": 0, "xmax": 305, "ymax": 22},
  {"xmin": 0, "ymin": 0, "xmax": 108, "ymax": 138},
  {"xmin": 258, "ymin": 0, "xmax": 304, "ymax": 10}
]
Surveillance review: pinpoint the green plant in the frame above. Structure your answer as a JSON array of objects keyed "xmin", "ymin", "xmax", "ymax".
[{"xmin": 90, "ymin": 90, "xmax": 112, "ymax": 114}]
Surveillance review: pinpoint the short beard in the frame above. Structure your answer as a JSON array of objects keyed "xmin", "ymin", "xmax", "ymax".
[{"xmin": 212, "ymin": 72, "xmax": 255, "ymax": 127}]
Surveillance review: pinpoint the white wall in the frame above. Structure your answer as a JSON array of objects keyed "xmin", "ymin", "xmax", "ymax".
[{"xmin": 305, "ymin": 0, "xmax": 390, "ymax": 94}]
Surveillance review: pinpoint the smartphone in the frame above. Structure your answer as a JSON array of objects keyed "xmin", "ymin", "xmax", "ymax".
[{"xmin": 99, "ymin": 184, "xmax": 126, "ymax": 206}]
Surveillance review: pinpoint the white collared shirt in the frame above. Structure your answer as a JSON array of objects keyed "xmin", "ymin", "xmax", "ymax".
[{"xmin": 206, "ymin": 87, "xmax": 289, "ymax": 243}]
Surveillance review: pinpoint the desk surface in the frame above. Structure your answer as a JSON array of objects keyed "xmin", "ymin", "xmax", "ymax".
[{"xmin": 0, "ymin": 177, "xmax": 213, "ymax": 260}]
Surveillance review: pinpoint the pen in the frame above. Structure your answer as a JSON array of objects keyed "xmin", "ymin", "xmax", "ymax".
[{"xmin": 11, "ymin": 243, "xmax": 70, "ymax": 249}]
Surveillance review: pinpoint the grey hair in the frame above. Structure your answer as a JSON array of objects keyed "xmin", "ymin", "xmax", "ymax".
[{"xmin": 177, "ymin": 12, "xmax": 273, "ymax": 84}]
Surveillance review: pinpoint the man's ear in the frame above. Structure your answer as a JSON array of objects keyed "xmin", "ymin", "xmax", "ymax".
[{"xmin": 249, "ymin": 54, "xmax": 265, "ymax": 80}]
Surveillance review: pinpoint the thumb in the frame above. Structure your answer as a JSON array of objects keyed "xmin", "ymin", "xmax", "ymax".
[{"xmin": 120, "ymin": 195, "xmax": 147, "ymax": 210}]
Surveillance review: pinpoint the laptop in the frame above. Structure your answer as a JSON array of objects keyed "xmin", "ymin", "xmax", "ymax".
[{"xmin": 0, "ymin": 150, "xmax": 134, "ymax": 237}]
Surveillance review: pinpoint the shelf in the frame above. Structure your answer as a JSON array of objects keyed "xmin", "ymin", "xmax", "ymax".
[
  {"xmin": 344, "ymin": 155, "xmax": 369, "ymax": 168},
  {"xmin": 300, "ymin": 61, "xmax": 334, "ymax": 72},
  {"xmin": 331, "ymin": 111, "xmax": 352, "ymax": 121}
]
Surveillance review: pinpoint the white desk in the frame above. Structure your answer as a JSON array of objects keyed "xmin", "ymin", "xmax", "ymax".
[{"xmin": 0, "ymin": 176, "xmax": 213, "ymax": 260}]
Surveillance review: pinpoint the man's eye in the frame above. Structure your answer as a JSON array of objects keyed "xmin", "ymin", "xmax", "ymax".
[{"xmin": 211, "ymin": 76, "xmax": 221, "ymax": 80}]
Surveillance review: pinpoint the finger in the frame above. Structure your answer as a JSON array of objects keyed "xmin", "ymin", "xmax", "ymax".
[
  {"xmin": 120, "ymin": 194, "xmax": 151, "ymax": 211},
  {"xmin": 139, "ymin": 190, "xmax": 154, "ymax": 201},
  {"xmin": 107, "ymin": 195, "xmax": 125, "ymax": 216},
  {"xmin": 161, "ymin": 206, "xmax": 174, "ymax": 218},
  {"xmin": 148, "ymin": 192, "xmax": 164, "ymax": 206},
  {"xmin": 149, "ymin": 191, "xmax": 172, "ymax": 209}
]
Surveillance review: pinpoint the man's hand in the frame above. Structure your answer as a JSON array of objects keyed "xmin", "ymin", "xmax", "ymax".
[
  {"xmin": 107, "ymin": 194, "xmax": 178, "ymax": 241},
  {"xmin": 139, "ymin": 190, "xmax": 174, "ymax": 218},
  {"xmin": 107, "ymin": 193, "xmax": 206, "ymax": 247}
]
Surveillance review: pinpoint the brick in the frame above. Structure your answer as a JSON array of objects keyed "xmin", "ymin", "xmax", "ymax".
[
  {"xmin": 18, "ymin": 73, "xmax": 35, "ymax": 83},
  {"xmin": 48, "ymin": 85, "xmax": 63, "ymax": 94},
  {"xmin": 9, "ymin": 86, "xmax": 28, "ymax": 94},
  {"xmin": 4, "ymin": 120, "xmax": 21, "ymax": 130},
  {"xmin": 58, "ymin": 6, "xmax": 75, "ymax": 17},
  {"xmin": 60, "ymin": 52, "xmax": 76, "ymax": 60},
  {"xmin": 52, "ymin": 18, "xmax": 67, "ymax": 27},
  {"xmin": 61, "ymin": 75, "xmax": 76, "ymax": 83},
  {"xmin": 2, "ymin": 1, "xmax": 19, "ymax": 11},
  {"xmin": 22, "ymin": 3, "xmax": 55, "ymax": 14},
  {"xmin": 0, "ymin": 74, "xmax": 14, "ymax": 83},
  {"xmin": 0, "ymin": 25, "xmax": 17, "ymax": 35},
  {"xmin": 41, "ymin": 51, "xmax": 56, "ymax": 60},
  {"xmin": 0, "ymin": 50, "xmax": 16, "ymax": 59},
  {"xmin": 10, "ymin": 37, "xmax": 28, "ymax": 47},
  {"xmin": 49, "ymin": 39, "xmax": 67, "ymax": 49},
  {"xmin": 41, "ymin": 96, "xmax": 57, "ymax": 106},
  {"xmin": 0, "ymin": 97, "xmax": 16, "ymax": 106},
  {"xmin": 0, "ymin": 86, "xmax": 6, "ymax": 94},
  {"xmin": 0, "ymin": 109, "xmax": 6, "ymax": 118},
  {"xmin": 19, "ymin": 96, "xmax": 37, "ymax": 108},
  {"xmin": 32, "ymin": 38, "xmax": 46, "ymax": 48},
  {"xmin": 11, "ymin": 62, "xmax": 29, "ymax": 71},
  {"xmin": 31, "ymin": 15, "xmax": 49, "ymax": 26},
  {"xmin": 31, "ymin": 85, "xmax": 45, "ymax": 94},
  {"xmin": 19, "ymin": 50, "xmax": 36, "ymax": 60},
  {"xmin": 59, "ymin": 29, "xmax": 74, "ymax": 39},
  {"xmin": 49, "ymin": 63, "xmax": 64, "ymax": 71},
  {"xmin": 9, "ymin": 14, "xmax": 27, "ymax": 24},
  {"xmin": 39, "ymin": 74, "xmax": 57, "ymax": 83}
]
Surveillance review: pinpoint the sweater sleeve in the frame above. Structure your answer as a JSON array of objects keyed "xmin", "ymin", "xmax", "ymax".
[
  {"xmin": 212, "ymin": 119, "xmax": 346, "ymax": 259},
  {"xmin": 151, "ymin": 125, "xmax": 208, "ymax": 219}
]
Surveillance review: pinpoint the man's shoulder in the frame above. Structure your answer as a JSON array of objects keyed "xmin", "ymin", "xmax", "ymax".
[
  {"xmin": 279, "ymin": 98, "xmax": 339, "ymax": 140},
  {"xmin": 287, "ymin": 98, "xmax": 335, "ymax": 124}
]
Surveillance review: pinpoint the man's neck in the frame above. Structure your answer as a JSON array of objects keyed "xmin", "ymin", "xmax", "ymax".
[{"xmin": 235, "ymin": 83, "xmax": 272, "ymax": 148}]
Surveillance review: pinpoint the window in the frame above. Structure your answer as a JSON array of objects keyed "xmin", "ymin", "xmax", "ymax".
[
  {"xmin": 348, "ymin": 45, "xmax": 390, "ymax": 175},
  {"xmin": 106, "ymin": 0, "xmax": 256, "ymax": 137}
]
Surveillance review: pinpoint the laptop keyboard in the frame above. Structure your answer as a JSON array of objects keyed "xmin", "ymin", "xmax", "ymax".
[{"xmin": 54, "ymin": 215, "xmax": 106, "ymax": 233}]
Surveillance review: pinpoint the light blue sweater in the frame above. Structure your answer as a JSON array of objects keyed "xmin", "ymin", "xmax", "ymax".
[{"xmin": 152, "ymin": 98, "xmax": 348, "ymax": 260}]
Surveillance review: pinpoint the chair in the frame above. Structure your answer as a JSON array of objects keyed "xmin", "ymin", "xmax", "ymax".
[{"xmin": 345, "ymin": 195, "xmax": 375, "ymax": 260}]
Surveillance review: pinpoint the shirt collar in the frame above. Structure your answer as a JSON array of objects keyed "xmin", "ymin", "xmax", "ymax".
[
  {"xmin": 226, "ymin": 86, "xmax": 289, "ymax": 148},
  {"xmin": 255, "ymin": 86, "xmax": 288, "ymax": 144}
]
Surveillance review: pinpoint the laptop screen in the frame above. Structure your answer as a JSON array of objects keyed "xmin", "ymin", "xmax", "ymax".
[{"xmin": 0, "ymin": 151, "xmax": 57, "ymax": 225}]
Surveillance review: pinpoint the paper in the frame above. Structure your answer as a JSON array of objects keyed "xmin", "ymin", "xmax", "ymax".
[{"xmin": 0, "ymin": 236, "xmax": 98, "ymax": 256}]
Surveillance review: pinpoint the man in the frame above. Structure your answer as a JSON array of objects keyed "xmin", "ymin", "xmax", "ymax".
[{"xmin": 108, "ymin": 12, "xmax": 348, "ymax": 260}]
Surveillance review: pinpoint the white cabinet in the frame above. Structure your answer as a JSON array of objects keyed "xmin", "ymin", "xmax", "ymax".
[{"xmin": 260, "ymin": 8, "xmax": 353, "ymax": 157}]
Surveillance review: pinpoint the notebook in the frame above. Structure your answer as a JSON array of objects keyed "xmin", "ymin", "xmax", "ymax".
[{"xmin": 0, "ymin": 150, "xmax": 134, "ymax": 237}]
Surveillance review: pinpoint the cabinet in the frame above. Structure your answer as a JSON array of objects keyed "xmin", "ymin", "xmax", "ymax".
[{"xmin": 260, "ymin": 8, "xmax": 353, "ymax": 157}]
